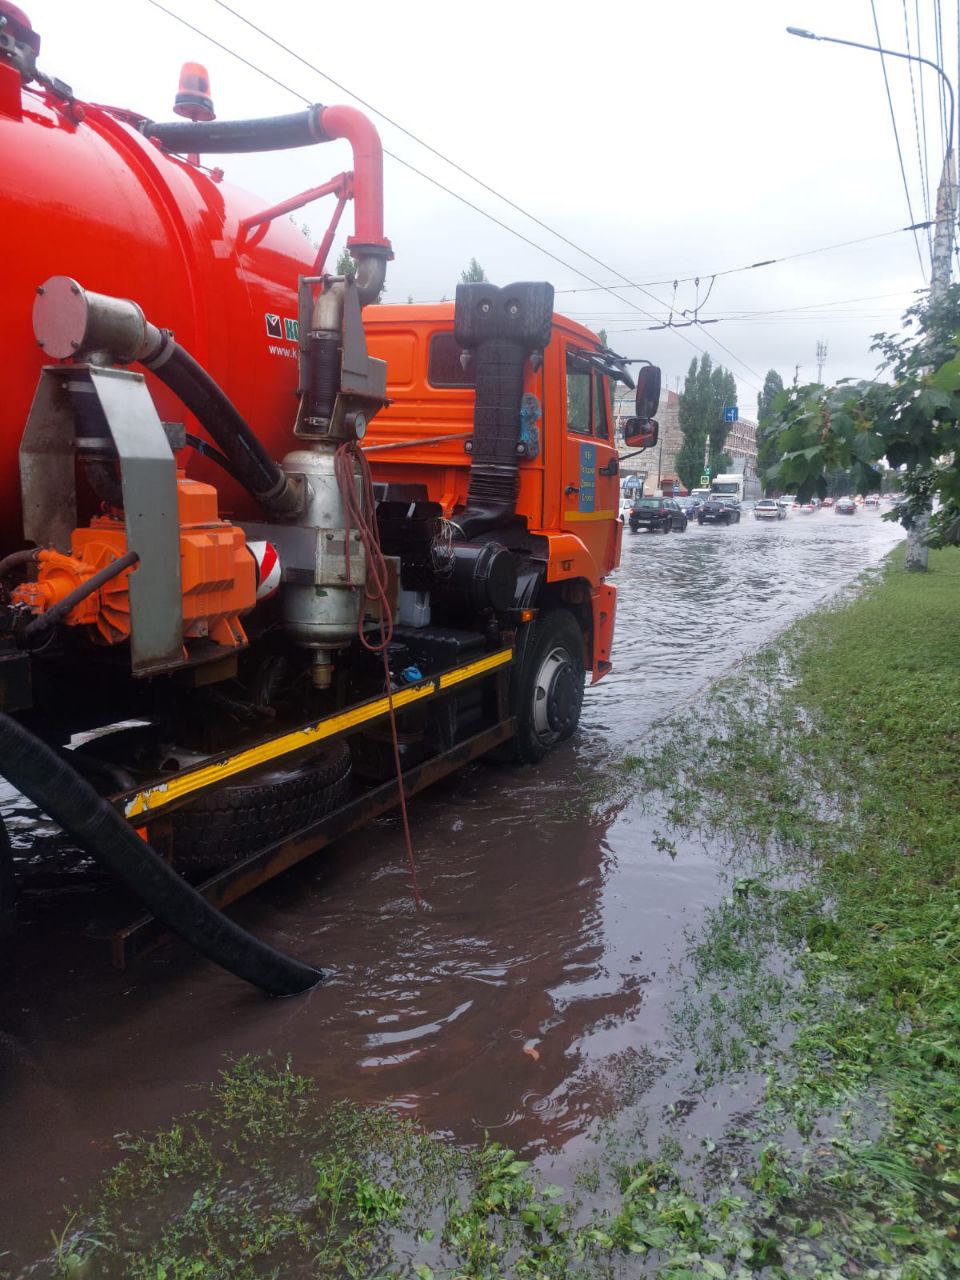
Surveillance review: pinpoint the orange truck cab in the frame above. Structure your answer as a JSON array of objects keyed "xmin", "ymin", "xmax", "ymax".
[{"xmin": 364, "ymin": 297, "xmax": 644, "ymax": 686}]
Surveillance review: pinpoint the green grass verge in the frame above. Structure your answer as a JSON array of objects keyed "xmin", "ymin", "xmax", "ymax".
[
  {"xmin": 629, "ymin": 545, "xmax": 960, "ymax": 1273},
  {"xmin": 19, "ymin": 548, "xmax": 960, "ymax": 1279}
]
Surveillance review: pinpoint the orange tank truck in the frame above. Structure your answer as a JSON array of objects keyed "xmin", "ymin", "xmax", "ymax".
[{"xmin": 0, "ymin": 3, "xmax": 662, "ymax": 986}]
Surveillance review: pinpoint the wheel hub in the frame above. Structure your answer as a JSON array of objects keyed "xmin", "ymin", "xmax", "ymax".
[{"xmin": 533, "ymin": 646, "xmax": 578, "ymax": 740}]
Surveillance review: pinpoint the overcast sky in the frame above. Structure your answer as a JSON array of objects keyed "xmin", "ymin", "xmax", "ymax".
[{"xmin": 34, "ymin": 0, "xmax": 960, "ymax": 417}]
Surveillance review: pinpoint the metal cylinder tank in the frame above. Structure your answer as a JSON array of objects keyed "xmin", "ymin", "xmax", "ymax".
[
  {"xmin": 279, "ymin": 446, "xmax": 365, "ymax": 685},
  {"xmin": 0, "ymin": 56, "xmax": 315, "ymax": 550}
]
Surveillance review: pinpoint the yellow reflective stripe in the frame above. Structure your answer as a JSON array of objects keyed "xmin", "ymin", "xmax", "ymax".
[
  {"xmin": 563, "ymin": 509, "xmax": 616, "ymax": 522},
  {"xmin": 438, "ymin": 647, "xmax": 513, "ymax": 689},
  {"xmin": 123, "ymin": 647, "xmax": 513, "ymax": 819}
]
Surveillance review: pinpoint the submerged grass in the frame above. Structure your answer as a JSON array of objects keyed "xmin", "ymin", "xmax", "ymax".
[{"xmin": 18, "ymin": 547, "xmax": 960, "ymax": 1278}]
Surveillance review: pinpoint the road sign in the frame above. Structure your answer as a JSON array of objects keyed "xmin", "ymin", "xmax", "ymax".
[
  {"xmin": 723, "ymin": 406, "xmax": 739, "ymax": 423},
  {"xmin": 700, "ymin": 474, "xmax": 710, "ymax": 487},
  {"xmin": 672, "ymin": 483, "xmax": 680, "ymax": 496}
]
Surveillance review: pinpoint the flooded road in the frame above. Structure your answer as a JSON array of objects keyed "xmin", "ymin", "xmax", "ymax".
[{"xmin": 0, "ymin": 508, "xmax": 904, "ymax": 1262}]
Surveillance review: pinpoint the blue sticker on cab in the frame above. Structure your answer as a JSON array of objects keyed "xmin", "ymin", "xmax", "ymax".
[{"xmin": 579, "ymin": 443, "xmax": 596, "ymax": 512}]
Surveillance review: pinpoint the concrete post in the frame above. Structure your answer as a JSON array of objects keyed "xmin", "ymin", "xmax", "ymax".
[{"xmin": 906, "ymin": 154, "xmax": 956, "ymax": 571}]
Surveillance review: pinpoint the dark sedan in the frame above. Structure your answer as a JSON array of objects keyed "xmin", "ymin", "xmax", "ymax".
[
  {"xmin": 675, "ymin": 496, "xmax": 704, "ymax": 521},
  {"xmin": 628, "ymin": 496, "xmax": 688, "ymax": 533},
  {"xmin": 697, "ymin": 497, "xmax": 741, "ymax": 525}
]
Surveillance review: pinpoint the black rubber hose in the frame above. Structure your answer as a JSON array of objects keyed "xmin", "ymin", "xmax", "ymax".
[
  {"xmin": 143, "ymin": 106, "xmax": 327, "ymax": 154},
  {"xmin": 0, "ymin": 714, "xmax": 323, "ymax": 995},
  {"xmin": 23, "ymin": 550, "xmax": 140, "ymax": 639},
  {"xmin": 142, "ymin": 339, "xmax": 300, "ymax": 517},
  {"xmin": 184, "ymin": 432, "xmax": 239, "ymax": 481}
]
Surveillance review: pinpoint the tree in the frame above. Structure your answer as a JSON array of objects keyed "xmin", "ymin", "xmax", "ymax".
[
  {"xmin": 758, "ymin": 369, "xmax": 784, "ymax": 424},
  {"xmin": 335, "ymin": 246, "xmax": 355, "ymax": 275},
  {"xmin": 769, "ymin": 286, "xmax": 960, "ymax": 557},
  {"xmin": 598, "ymin": 328, "xmax": 609, "ymax": 348},
  {"xmin": 460, "ymin": 258, "xmax": 488, "ymax": 284},
  {"xmin": 755, "ymin": 369, "xmax": 785, "ymax": 494},
  {"xmin": 675, "ymin": 354, "xmax": 738, "ymax": 490}
]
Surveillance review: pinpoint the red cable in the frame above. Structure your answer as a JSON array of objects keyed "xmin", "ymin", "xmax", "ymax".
[{"xmin": 334, "ymin": 440, "xmax": 421, "ymax": 904}]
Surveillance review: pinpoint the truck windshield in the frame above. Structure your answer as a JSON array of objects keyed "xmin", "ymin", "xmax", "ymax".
[{"xmin": 712, "ymin": 483, "xmax": 738, "ymax": 494}]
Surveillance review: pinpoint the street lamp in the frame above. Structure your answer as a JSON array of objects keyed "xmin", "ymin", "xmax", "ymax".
[
  {"xmin": 786, "ymin": 24, "xmax": 956, "ymax": 295},
  {"xmin": 786, "ymin": 26, "xmax": 954, "ymax": 152}
]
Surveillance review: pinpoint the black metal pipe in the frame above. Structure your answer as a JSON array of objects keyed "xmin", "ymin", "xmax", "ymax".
[
  {"xmin": 23, "ymin": 550, "xmax": 139, "ymax": 639},
  {"xmin": 142, "ymin": 337, "xmax": 301, "ymax": 517},
  {"xmin": 452, "ymin": 282, "xmax": 554, "ymax": 539},
  {"xmin": 143, "ymin": 106, "xmax": 328, "ymax": 154},
  {"xmin": 0, "ymin": 714, "xmax": 322, "ymax": 995}
]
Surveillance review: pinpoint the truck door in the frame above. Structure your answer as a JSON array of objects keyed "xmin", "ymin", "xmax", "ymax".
[{"xmin": 562, "ymin": 346, "xmax": 619, "ymax": 571}]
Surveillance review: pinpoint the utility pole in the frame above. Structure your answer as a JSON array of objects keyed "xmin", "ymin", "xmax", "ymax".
[
  {"xmin": 905, "ymin": 152, "xmax": 957, "ymax": 570},
  {"xmin": 815, "ymin": 339, "xmax": 828, "ymax": 384},
  {"xmin": 929, "ymin": 154, "xmax": 956, "ymax": 298},
  {"xmin": 793, "ymin": 362, "xmax": 803, "ymax": 387}
]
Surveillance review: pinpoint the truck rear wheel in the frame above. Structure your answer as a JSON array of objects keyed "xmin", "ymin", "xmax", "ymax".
[
  {"xmin": 171, "ymin": 741, "xmax": 352, "ymax": 876},
  {"xmin": 513, "ymin": 609, "xmax": 586, "ymax": 764}
]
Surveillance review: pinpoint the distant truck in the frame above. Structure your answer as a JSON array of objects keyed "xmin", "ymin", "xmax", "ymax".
[{"xmin": 711, "ymin": 473, "xmax": 761, "ymax": 504}]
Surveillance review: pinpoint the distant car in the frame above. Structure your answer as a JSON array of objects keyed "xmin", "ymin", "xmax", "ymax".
[
  {"xmin": 835, "ymin": 497, "xmax": 857, "ymax": 515},
  {"xmin": 618, "ymin": 497, "xmax": 634, "ymax": 522},
  {"xmin": 697, "ymin": 496, "xmax": 741, "ymax": 525},
  {"xmin": 754, "ymin": 499, "xmax": 785, "ymax": 521},
  {"xmin": 675, "ymin": 496, "xmax": 703, "ymax": 519},
  {"xmin": 798, "ymin": 502, "xmax": 816, "ymax": 514},
  {"xmin": 776, "ymin": 495, "xmax": 793, "ymax": 513},
  {"xmin": 863, "ymin": 494, "xmax": 880, "ymax": 508},
  {"xmin": 629, "ymin": 496, "xmax": 688, "ymax": 533},
  {"xmin": 821, "ymin": 496, "xmax": 835, "ymax": 508}
]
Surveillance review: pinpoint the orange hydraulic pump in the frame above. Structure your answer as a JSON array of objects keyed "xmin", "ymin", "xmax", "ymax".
[{"xmin": 13, "ymin": 474, "xmax": 256, "ymax": 649}]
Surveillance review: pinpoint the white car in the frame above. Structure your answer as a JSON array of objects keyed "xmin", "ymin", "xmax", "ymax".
[{"xmin": 754, "ymin": 499, "xmax": 785, "ymax": 521}]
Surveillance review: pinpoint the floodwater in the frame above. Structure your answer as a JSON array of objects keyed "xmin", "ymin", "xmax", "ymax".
[{"xmin": 0, "ymin": 506, "xmax": 904, "ymax": 1264}]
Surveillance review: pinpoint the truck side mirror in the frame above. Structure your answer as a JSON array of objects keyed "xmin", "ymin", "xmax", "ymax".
[
  {"xmin": 623, "ymin": 418, "xmax": 659, "ymax": 450},
  {"xmin": 635, "ymin": 365, "xmax": 661, "ymax": 420}
]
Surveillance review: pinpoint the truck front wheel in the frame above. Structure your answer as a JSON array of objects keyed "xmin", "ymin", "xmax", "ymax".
[{"xmin": 514, "ymin": 609, "xmax": 586, "ymax": 763}]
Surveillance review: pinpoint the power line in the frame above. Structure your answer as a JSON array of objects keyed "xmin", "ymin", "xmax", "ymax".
[
  {"xmin": 544, "ymin": 218, "xmax": 946, "ymax": 298},
  {"xmin": 150, "ymin": 0, "xmax": 763, "ymax": 387},
  {"xmin": 904, "ymin": 0, "xmax": 933, "ymax": 259},
  {"xmin": 407, "ymin": 220, "xmax": 946, "ymax": 307},
  {"xmin": 562, "ymin": 288, "xmax": 917, "ymax": 321},
  {"xmin": 870, "ymin": 0, "xmax": 927, "ymax": 275}
]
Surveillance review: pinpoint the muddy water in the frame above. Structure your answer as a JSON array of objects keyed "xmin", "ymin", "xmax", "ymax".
[{"xmin": 0, "ymin": 508, "xmax": 903, "ymax": 1260}]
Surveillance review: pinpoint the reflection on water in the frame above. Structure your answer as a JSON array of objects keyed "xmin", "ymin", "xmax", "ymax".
[{"xmin": 0, "ymin": 510, "xmax": 903, "ymax": 1259}]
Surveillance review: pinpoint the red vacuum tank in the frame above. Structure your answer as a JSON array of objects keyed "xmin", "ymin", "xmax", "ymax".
[{"xmin": 0, "ymin": 54, "xmax": 315, "ymax": 549}]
